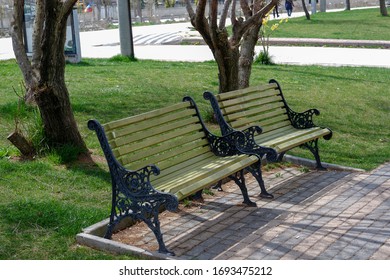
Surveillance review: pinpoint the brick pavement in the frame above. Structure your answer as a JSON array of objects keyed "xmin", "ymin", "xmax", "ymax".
[{"xmin": 112, "ymin": 163, "xmax": 390, "ymax": 260}]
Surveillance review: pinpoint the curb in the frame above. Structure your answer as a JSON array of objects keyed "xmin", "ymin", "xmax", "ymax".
[
  {"xmin": 283, "ymin": 154, "xmax": 366, "ymax": 172},
  {"xmin": 182, "ymin": 36, "xmax": 390, "ymax": 49}
]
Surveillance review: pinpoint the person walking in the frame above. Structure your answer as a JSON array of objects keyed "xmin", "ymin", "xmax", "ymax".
[
  {"xmin": 273, "ymin": 4, "xmax": 280, "ymax": 18},
  {"xmin": 285, "ymin": 0, "xmax": 294, "ymax": 16}
]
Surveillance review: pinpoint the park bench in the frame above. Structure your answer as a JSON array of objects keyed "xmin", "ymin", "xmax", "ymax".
[
  {"xmin": 88, "ymin": 96, "xmax": 275, "ymax": 256},
  {"xmin": 204, "ymin": 79, "xmax": 333, "ymax": 197}
]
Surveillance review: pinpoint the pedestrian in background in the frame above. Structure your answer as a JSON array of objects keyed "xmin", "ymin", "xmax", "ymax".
[
  {"xmin": 285, "ymin": 0, "xmax": 294, "ymax": 16},
  {"xmin": 273, "ymin": 4, "xmax": 280, "ymax": 18}
]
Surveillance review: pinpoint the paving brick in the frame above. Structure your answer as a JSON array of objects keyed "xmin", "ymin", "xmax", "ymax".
[{"xmin": 109, "ymin": 163, "xmax": 390, "ymax": 260}]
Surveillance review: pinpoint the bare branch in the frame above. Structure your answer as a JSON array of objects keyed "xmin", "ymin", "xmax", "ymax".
[
  {"xmin": 186, "ymin": 0, "xmax": 214, "ymax": 50},
  {"xmin": 240, "ymin": 0, "xmax": 252, "ymax": 18},
  {"xmin": 196, "ymin": 0, "xmax": 207, "ymax": 27},
  {"xmin": 10, "ymin": 0, "xmax": 33, "ymax": 86},
  {"xmin": 231, "ymin": 0, "xmax": 237, "ymax": 25},
  {"xmin": 210, "ymin": 0, "xmax": 218, "ymax": 31},
  {"xmin": 31, "ymin": 0, "xmax": 45, "ymax": 67},
  {"xmin": 219, "ymin": 0, "xmax": 232, "ymax": 29},
  {"xmin": 240, "ymin": 0, "xmax": 278, "ymax": 34},
  {"xmin": 185, "ymin": 0, "xmax": 195, "ymax": 21}
]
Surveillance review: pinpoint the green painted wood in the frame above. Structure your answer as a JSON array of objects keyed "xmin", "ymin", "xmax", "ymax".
[
  {"xmin": 103, "ymin": 102, "xmax": 189, "ymax": 131},
  {"xmin": 101, "ymin": 100, "xmax": 263, "ymax": 201}
]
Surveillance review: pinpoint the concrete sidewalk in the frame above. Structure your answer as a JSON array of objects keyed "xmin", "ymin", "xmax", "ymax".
[
  {"xmin": 111, "ymin": 162, "xmax": 390, "ymax": 260},
  {"xmin": 2, "ymin": 22, "xmax": 390, "ymax": 68}
]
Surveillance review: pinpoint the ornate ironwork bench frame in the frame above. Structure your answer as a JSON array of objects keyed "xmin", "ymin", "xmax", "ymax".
[
  {"xmin": 204, "ymin": 79, "xmax": 333, "ymax": 198},
  {"xmin": 88, "ymin": 96, "xmax": 274, "ymax": 256}
]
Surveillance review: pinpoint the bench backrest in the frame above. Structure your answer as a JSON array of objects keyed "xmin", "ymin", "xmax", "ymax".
[
  {"xmin": 215, "ymin": 81, "xmax": 292, "ymax": 135},
  {"xmin": 101, "ymin": 101, "xmax": 211, "ymax": 177}
]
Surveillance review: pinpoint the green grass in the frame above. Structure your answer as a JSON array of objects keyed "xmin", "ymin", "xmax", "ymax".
[
  {"xmin": 1, "ymin": 58, "xmax": 389, "ymax": 259},
  {"xmin": 271, "ymin": 8, "xmax": 390, "ymax": 41}
]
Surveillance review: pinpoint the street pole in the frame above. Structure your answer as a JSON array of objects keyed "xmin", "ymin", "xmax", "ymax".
[
  {"xmin": 320, "ymin": 0, "xmax": 326, "ymax": 12},
  {"xmin": 118, "ymin": 0, "xmax": 135, "ymax": 59},
  {"xmin": 311, "ymin": 0, "xmax": 317, "ymax": 14}
]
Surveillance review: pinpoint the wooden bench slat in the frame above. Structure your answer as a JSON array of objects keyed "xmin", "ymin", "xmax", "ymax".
[
  {"xmin": 225, "ymin": 104, "xmax": 286, "ymax": 124},
  {"xmin": 151, "ymin": 151, "xmax": 217, "ymax": 185},
  {"xmin": 175, "ymin": 156, "xmax": 258, "ymax": 200},
  {"xmin": 121, "ymin": 140, "xmax": 211, "ymax": 170},
  {"xmin": 221, "ymin": 95, "xmax": 283, "ymax": 115},
  {"xmin": 258, "ymin": 127, "xmax": 326, "ymax": 146},
  {"xmin": 113, "ymin": 123, "xmax": 203, "ymax": 158},
  {"xmin": 110, "ymin": 118, "xmax": 200, "ymax": 149},
  {"xmin": 254, "ymin": 126, "xmax": 298, "ymax": 142},
  {"xmin": 220, "ymin": 89, "xmax": 280, "ymax": 108},
  {"xmin": 229, "ymin": 109, "xmax": 289, "ymax": 129},
  {"xmin": 106, "ymin": 106, "xmax": 194, "ymax": 140},
  {"xmin": 117, "ymin": 132, "xmax": 208, "ymax": 166},
  {"xmin": 103, "ymin": 102, "xmax": 190, "ymax": 131},
  {"xmin": 216, "ymin": 84, "xmax": 278, "ymax": 101},
  {"xmin": 154, "ymin": 154, "xmax": 238, "ymax": 188},
  {"xmin": 270, "ymin": 128, "xmax": 332, "ymax": 152},
  {"xmin": 158, "ymin": 155, "xmax": 258, "ymax": 200}
]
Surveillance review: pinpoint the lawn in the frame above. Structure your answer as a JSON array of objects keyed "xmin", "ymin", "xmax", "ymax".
[
  {"xmin": 0, "ymin": 58, "xmax": 389, "ymax": 259},
  {"xmin": 270, "ymin": 7, "xmax": 390, "ymax": 41}
]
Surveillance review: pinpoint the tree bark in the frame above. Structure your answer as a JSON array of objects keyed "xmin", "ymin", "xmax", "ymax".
[
  {"xmin": 7, "ymin": 131, "xmax": 35, "ymax": 156},
  {"xmin": 345, "ymin": 0, "xmax": 351, "ymax": 10},
  {"xmin": 11, "ymin": 0, "xmax": 87, "ymax": 152},
  {"xmin": 379, "ymin": 0, "xmax": 388, "ymax": 16},
  {"xmin": 302, "ymin": 0, "xmax": 311, "ymax": 20}
]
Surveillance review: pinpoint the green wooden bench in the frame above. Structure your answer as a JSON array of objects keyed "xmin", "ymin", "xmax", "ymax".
[
  {"xmin": 88, "ymin": 96, "xmax": 271, "ymax": 255},
  {"xmin": 204, "ymin": 79, "xmax": 333, "ymax": 196}
]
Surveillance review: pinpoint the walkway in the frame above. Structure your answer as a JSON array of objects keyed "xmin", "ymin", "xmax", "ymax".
[
  {"xmin": 112, "ymin": 162, "xmax": 390, "ymax": 260},
  {"xmin": 2, "ymin": 16, "xmax": 390, "ymax": 68}
]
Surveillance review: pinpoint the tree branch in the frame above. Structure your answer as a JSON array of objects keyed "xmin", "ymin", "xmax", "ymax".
[
  {"xmin": 31, "ymin": 0, "xmax": 45, "ymax": 67},
  {"xmin": 186, "ymin": 0, "xmax": 214, "ymax": 49},
  {"xmin": 231, "ymin": 0, "xmax": 237, "ymax": 26},
  {"xmin": 10, "ymin": 0, "xmax": 33, "ymax": 87},
  {"xmin": 239, "ymin": 0, "xmax": 278, "ymax": 36},
  {"xmin": 210, "ymin": 0, "xmax": 218, "ymax": 31},
  {"xmin": 185, "ymin": 0, "xmax": 195, "ymax": 21},
  {"xmin": 219, "ymin": 0, "xmax": 232, "ymax": 29},
  {"xmin": 63, "ymin": 0, "xmax": 78, "ymax": 15},
  {"xmin": 240, "ymin": 0, "xmax": 252, "ymax": 19},
  {"xmin": 196, "ymin": 0, "xmax": 207, "ymax": 27}
]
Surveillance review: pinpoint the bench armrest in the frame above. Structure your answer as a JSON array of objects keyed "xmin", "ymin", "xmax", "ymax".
[
  {"xmin": 87, "ymin": 119, "xmax": 178, "ymax": 210},
  {"xmin": 269, "ymin": 79, "xmax": 320, "ymax": 129},
  {"xmin": 116, "ymin": 164, "xmax": 179, "ymax": 212},
  {"xmin": 235, "ymin": 128, "xmax": 278, "ymax": 163},
  {"xmin": 183, "ymin": 96, "xmax": 242, "ymax": 157},
  {"xmin": 286, "ymin": 106, "xmax": 320, "ymax": 129}
]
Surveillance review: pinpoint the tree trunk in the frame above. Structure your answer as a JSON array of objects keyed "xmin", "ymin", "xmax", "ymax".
[
  {"xmin": 238, "ymin": 25, "xmax": 261, "ymax": 89},
  {"xmin": 302, "ymin": 0, "xmax": 311, "ymax": 19},
  {"xmin": 11, "ymin": 0, "xmax": 87, "ymax": 152},
  {"xmin": 379, "ymin": 0, "xmax": 388, "ymax": 16},
  {"xmin": 186, "ymin": 0, "xmax": 278, "ymax": 93},
  {"xmin": 215, "ymin": 46, "xmax": 240, "ymax": 93},
  {"xmin": 345, "ymin": 0, "xmax": 351, "ymax": 10}
]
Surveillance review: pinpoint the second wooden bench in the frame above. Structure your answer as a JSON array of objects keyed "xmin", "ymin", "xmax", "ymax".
[{"xmin": 204, "ymin": 79, "xmax": 333, "ymax": 197}]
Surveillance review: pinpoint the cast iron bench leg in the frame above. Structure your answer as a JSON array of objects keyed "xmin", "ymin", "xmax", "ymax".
[
  {"xmin": 246, "ymin": 162, "xmax": 274, "ymax": 199},
  {"xmin": 228, "ymin": 170, "xmax": 256, "ymax": 207},
  {"xmin": 303, "ymin": 139, "xmax": 327, "ymax": 170}
]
